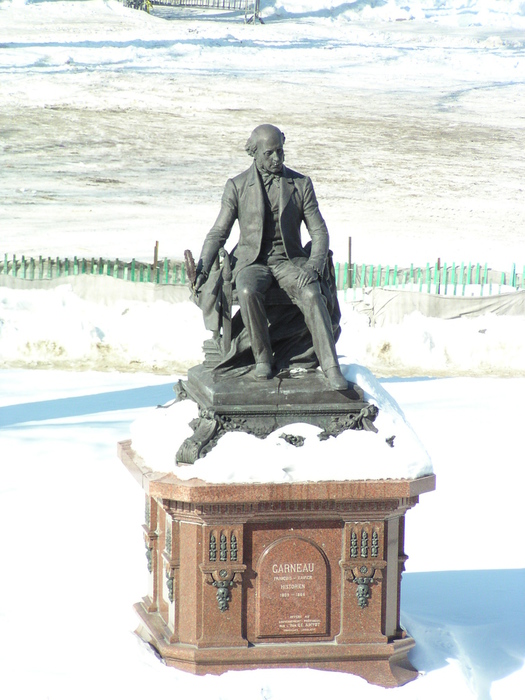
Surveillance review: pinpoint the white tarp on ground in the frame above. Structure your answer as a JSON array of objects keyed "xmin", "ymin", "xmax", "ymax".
[
  {"xmin": 4, "ymin": 275, "xmax": 525, "ymax": 323},
  {"xmin": 355, "ymin": 287, "xmax": 525, "ymax": 326},
  {"xmin": 0, "ymin": 273, "xmax": 191, "ymax": 303}
]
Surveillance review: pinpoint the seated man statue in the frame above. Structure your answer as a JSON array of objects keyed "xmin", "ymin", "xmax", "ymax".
[{"xmin": 193, "ymin": 123, "xmax": 348, "ymax": 391}]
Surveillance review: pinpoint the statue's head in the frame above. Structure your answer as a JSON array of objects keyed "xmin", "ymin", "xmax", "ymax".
[{"xmin": 245, "ymin": 124, "xmax": 285, "ymax": 175}]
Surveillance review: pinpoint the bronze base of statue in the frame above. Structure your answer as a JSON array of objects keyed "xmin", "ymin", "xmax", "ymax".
[{"xmin": 174, "ymin": 364, "xmax": 379, "ymax": 465}]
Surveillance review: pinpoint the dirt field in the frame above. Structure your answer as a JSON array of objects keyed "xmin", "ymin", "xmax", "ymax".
[{"xmin": 2, "ymin": 8, "xmax": 525, "ymax": 268}]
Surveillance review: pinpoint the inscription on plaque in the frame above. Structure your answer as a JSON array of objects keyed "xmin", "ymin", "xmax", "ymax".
[{"xmin": 256, "ymin": 536, "xmax": 329, "ymax": 639}]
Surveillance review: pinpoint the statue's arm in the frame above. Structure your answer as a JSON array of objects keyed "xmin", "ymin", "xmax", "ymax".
[
  {"xmin": 195, "ymin": 179, "xmax": 238, "ymax": 287},
  {"xmin": 302, "ymin": 176, "xmax": 329, "ymax": 276}
]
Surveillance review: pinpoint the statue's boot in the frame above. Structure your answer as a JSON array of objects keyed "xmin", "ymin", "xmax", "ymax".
[
  {"xmin": 254, "ymin": 362, "xmax": 273, "ymax": 380},
  {"xmin": 324, "ymin": 366, "xmax": 348, "ymax": 391}
]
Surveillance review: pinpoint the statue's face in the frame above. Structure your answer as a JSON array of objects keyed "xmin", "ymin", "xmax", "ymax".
[{"xmin": 254, "ymin": 129, "xmax": 284, "ymax": 175}]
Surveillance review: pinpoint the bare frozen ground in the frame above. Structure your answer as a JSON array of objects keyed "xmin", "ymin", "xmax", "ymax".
[{"xmin": 1, "ymin": 2, "xmax": 525, "ymax": 269}]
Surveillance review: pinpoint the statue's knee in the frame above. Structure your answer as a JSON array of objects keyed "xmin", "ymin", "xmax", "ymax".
[
  {"xmin": 237, "ymin": 285, "xmax": 258, "ymax": 303},
  {"xmin": 300, "ymin": 283, "xmax": 320, "ymax": 304}
]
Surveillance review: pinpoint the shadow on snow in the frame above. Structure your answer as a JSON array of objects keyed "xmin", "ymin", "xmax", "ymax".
[
  {"xmin": 0, "ymin": 383, "xmax": 175, "ymax": 427},
  {"xmin": 401, "ymin": 569, "xmax": 525, "ymax": 699}
]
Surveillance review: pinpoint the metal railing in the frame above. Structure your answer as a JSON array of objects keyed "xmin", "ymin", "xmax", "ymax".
[
  {"xmin": 2, "ymin": 254, "xmax": 524, "ymax": 296},
  {"xmin": 151, "ymin": 0, "xmax": 261, "ymax": 22}
]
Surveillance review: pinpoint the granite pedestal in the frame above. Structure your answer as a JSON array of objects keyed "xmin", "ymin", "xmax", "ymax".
[{"xmin": 118, "ymin": 440, "xmax": 435, "ymax": 687}]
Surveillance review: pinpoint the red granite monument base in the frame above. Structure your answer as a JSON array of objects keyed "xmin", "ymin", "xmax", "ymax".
[{"xmin": 118, "ymin": 439, "xmax": 435, "ymax": 688}]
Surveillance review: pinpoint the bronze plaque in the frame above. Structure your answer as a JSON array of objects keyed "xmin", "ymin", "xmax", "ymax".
[{"xmin": 256, "ymin": 536, "xmax": 329, "ymax": 638}]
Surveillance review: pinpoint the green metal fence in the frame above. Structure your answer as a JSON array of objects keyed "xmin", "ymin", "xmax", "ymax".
[
  {"xmin": 2, "ymin": 254, "xmax": 524, "ymax": 296},
  {"xmin": 1, "ymin": 254, "xmax": 187, "ymax": 285},
  {"xmin": 333, "ymin": 261, "xmax": 524, "ymax": 296}
]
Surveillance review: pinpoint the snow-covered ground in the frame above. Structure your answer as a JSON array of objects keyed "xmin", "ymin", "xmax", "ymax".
[
  {"xmin": 1, "ymin": 2, "xmax": 525, "ymax": 698},
  {"xmin": 1, "ymin": 0, "xmax": 525, "ymax": 267},
  {"xmin": 1, "ymin": 369, "xmax": 524, "ymax": 699}
]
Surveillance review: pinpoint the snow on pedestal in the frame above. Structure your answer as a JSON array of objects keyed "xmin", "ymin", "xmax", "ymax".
[
  {"xmin": 129, "ymin": 364, "xmax": 433, "ymax": 483},
  {"xmin": 119, "ymin": 365, "xmax": 435, "ymax": 686}
]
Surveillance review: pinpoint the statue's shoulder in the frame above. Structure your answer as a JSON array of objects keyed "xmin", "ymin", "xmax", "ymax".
[
  {"xmin": 283, "ymin": 165, "xmax": 306, "ymax": 181},
  {"xmin": 230, "ymin": 165, "xmax": 255, "ymax": 187}
]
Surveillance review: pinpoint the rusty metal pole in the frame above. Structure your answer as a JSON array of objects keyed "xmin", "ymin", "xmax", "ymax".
[
  {"xmin": 348, "ymin": 236, "xmax": 352, "ymax": 288},
  {"xmin": 153, "ymin": 240, "xmax": 159, "ymax": 283}
]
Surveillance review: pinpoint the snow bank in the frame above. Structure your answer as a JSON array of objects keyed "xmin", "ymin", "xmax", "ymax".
[
  {"xmin": 2, "ymin": 278, "xmax": 525, "ymax": 376},
  {"xmin": 0, "ymin": 281, "xmax": 204, "ymax": 372},
  {"xmin": 262, "ymin": 0, "xmax": 525, "ymax": 27}
]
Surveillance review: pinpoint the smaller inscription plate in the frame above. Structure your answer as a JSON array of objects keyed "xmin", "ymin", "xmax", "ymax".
[{"xmin": 256, "ymin": 536, "xmax": 329, "ymax": 639}]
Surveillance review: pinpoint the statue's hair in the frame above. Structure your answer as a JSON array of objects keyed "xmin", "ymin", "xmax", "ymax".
[{"xmin": 245, "ymin": 124, "xmax": 285, "ymax": 157}]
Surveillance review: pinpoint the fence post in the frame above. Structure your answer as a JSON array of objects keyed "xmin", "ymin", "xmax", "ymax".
[
  {"xmin": 347, "ymin": 237, "xmax": 352, "ymax": 287},
  {"xmin": 153, "ymin": 241, "xmax": 159, "ymax": 284},
  {"xmin": 474, "ymin": 263, "xmax": 480, "ymax": 285}
]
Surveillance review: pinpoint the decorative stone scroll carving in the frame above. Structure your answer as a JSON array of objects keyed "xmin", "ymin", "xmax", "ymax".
[
  {"xmin": 200, "ymin": 566, "xmax": 246, "ymax": 613},
  {"xmin": 342, "ymin": 523, "xmax": 386, "ymax": 609}
]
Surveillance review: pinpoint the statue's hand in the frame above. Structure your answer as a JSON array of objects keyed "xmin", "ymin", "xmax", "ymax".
[
  {"xmin": 193, "ymin": 273, "xmax": 207, "ymax": 293},
  {"xmin": 296, "ymin": 265, "xmax": 318, "ymax": 288},
  {"xmin": 192, "ymin": 259, "xmax": 208, "ymax": 293}
]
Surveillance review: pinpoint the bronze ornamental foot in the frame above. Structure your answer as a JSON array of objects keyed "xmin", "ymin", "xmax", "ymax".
[{"xmin": 324, "ymin": 366, "xmax": 348, "ymax": 391}]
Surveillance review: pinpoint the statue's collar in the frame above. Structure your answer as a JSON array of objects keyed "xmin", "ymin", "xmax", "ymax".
[{"xmin": 252, "ymin": 161, "xmax": 292, "ymax": 183}]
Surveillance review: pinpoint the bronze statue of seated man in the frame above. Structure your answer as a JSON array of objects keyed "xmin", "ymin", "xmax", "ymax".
[{"xmin": 192, "ymin": 123, "xmax": 348, "ymax": 392}]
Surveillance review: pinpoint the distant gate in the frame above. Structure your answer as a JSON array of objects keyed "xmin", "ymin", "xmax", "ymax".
[{"xmin": 152, "ymin": 0, "xmax": 261, "ymax": 22}]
